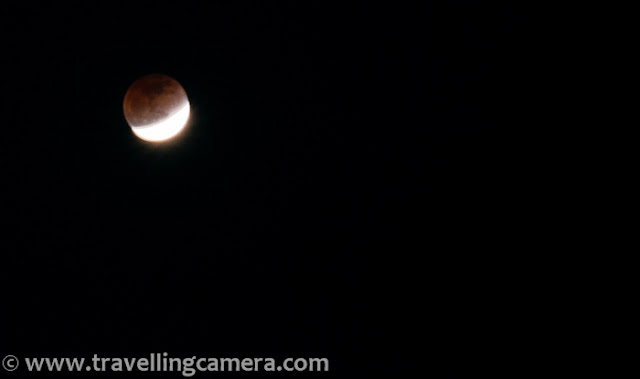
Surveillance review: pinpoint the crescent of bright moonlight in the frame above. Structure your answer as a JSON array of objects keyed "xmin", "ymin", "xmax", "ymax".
[
  {"xmin": 123, "ymin": 74, "xmax": 190, "ymax": 142},
  {"xmin": 130, "ymin": 103, "xmax": 190, "ymax": 142}
]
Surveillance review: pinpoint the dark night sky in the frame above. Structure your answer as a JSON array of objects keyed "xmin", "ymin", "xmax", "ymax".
[{"xmin": 1, "ymin": 1, "xmax": 544, "ymax": 377}]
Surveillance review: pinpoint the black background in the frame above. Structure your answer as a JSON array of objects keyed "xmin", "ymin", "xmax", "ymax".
[{"xmin": 1, "ymin": 1, "xmax": 544, "ymax": 377}]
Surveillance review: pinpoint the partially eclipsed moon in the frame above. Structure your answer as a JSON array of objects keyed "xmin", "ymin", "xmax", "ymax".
[{"xmin": 123, "ymin": 74, "xmax": 190, "ymax": 142}]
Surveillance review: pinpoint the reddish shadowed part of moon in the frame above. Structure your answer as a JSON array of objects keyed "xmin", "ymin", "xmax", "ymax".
[{"xmin": 123, "ymin": 74, "xmax": 190, "ymax": 142}]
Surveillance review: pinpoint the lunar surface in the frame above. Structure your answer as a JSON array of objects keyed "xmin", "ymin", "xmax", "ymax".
[{"xmin": 123, "ymin": 74, "xmax": 190, "ymax": 142}]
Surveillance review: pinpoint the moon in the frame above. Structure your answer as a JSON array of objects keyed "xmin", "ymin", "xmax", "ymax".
[{"xmin": 123, "ymin": 74, "xmax": 190, "ymax": 142}]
